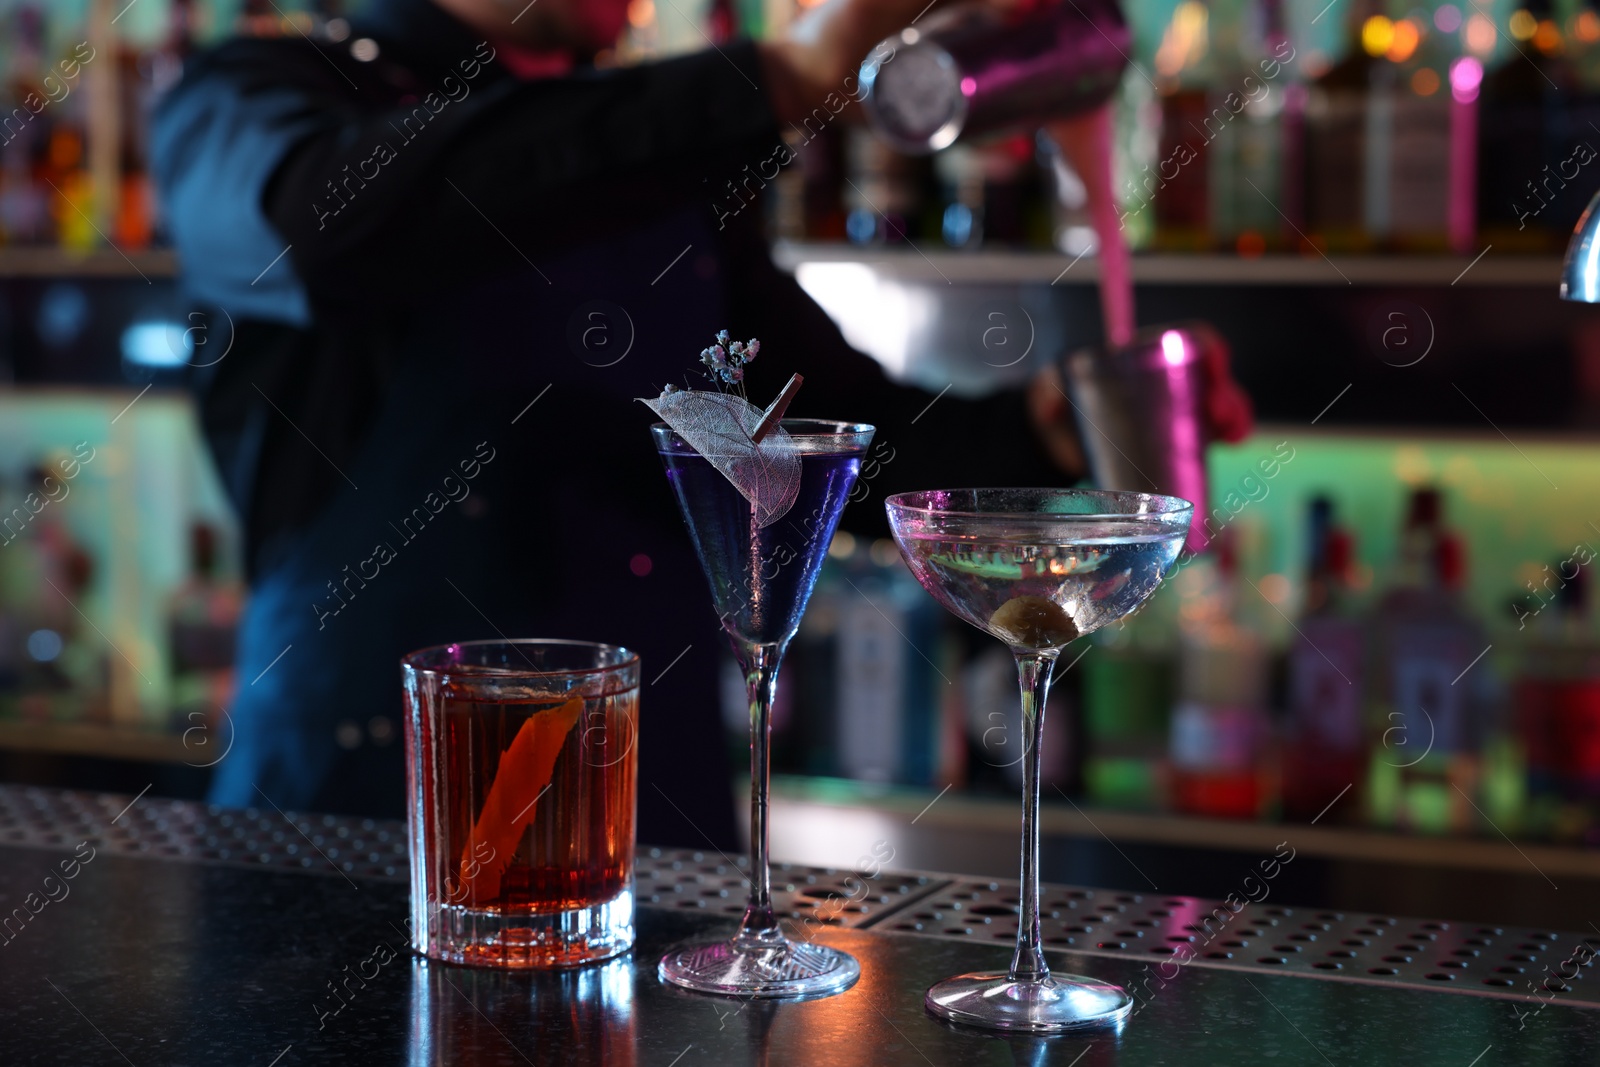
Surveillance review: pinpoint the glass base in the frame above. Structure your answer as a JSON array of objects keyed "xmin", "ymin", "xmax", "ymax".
[
  {"xmin": 925, "ymin": 971, "xmax": 1132, "ymax": 1033},
  {"xmin": 416, "ymin": 889, "xmax": 635, "ymax": 969},
  {"xmin": 658, "ymin": 937, "xmax": 860, "ymax": 999}
]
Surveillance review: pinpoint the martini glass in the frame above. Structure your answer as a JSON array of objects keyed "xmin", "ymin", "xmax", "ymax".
[
  {"xmin": 886, "ymin": 488, "xmax": 1192, "ymax": 1031},
  {"xmin": 653, "ymin": 419, "xmax": 874, "ymax": 998}
]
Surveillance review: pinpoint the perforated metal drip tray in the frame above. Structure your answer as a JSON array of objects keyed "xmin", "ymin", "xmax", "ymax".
[
  {"xmin": 0, "ymin": 784, "xmax": 410, "ymax": 881},
  {"xmin": 869, "ymin": 877, "xmax": 1600, "ymax": 1009},
  {"xmin": 636, "ymin": 847, "xmax": 942, "ymax": 928},
  {"xmin": 3, "ymin": 785, "xmax": 1594, "ymax": 1007}
]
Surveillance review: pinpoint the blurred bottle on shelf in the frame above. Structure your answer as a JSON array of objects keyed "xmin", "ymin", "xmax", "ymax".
[
  {"xmin": 935, "ymin": 144, "xmax": 986, "ymax": 249},
  {"xmin": 1081, "ymin": 598, "xmax": 1176, "ymax": 810},
  {"xmin": 0, "ymin": 473, "xmax": 24, "ymax": 711},
  {"xmin": 3, "ymin": 462, "xmax": 108, "ymax": 724},
  {"xmin": 833, "ymin": 541, "xmax": 914, "ymax": 783},
  {"xmin": 962, "ymin": 640, "xmax": 1074, "ymax": 793},
  {"xmin": 776, "ymin": 534, "xmax": 962, "ymax": 788},
  {"xmin": 799, "ymin": 128, "xmax": 847, "ymax": 241},
  {"xmin": 1168, "ymin": 528, "xmax": 1275, "ymax": 819},
  {"xmin": 842, "ymin": 128, "xmax": 923, "ymax": 245},
  {"xmin": 1282, "ymin": 497, "xmax": 1368, "ymax": 822},
  {"xmin": 1478, "ymin": 0, "xmax": 1587, "ymax": 253},
  {"xmin": 1366, "ymin": 487, "xmax": 1491, "ymax": 834},
  {"xmin": 152, "ymin": 0, "xmax": 199, "ymax": 95},
  {"xmin": 1574, "ymin": 0, "xmax": 1600, "ymax": 91},
  {"xmin": 1376, "ymin": 9, "xmax": 1469, "ymax": 252},
  {"xmin": 166, "ymin": 522, "xmax": 242, "ymax": 731},
  {"xmin": 770, "ymin": 125, "xmax": 849, "ymax": 242},
  {"xmin": 45, "ymin": 123, "xmax": 95, "ymax": 251},
  {"xmin": 0, "ymin": 3, "xmax": 55, "ymax": 246},
  {"xmin": 1304, "ymin": 0, "xmax": 1381, "ymax": 252},
  {"xmin": 112, "ymin": 0, "xmax": 200, "ymax": 249},
  {"xmin": 1511, "ymin": 545, "xmax": 1600, "ymax": 843},
  {"xmin": 987, "ymin": 134, "xmax": 1051, "ymax": 246},
  {"xmin": 837, "ymin": 538, "xmax": 951, "ymax": 786},
  {"xmin": 1152, "ymin": 0, "xmax": 1216, "ymax": 250},
  {"xmin": 1042, "ymin": 128, "xmax": 1101, "ymax": 256},
  {"xmin": 1206, "ymin": 0, "xmax": 1299, "ymax": 254}
]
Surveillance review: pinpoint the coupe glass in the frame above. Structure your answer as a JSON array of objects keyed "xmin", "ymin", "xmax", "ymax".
[
  {"xmin": 886, "ymin": 488, "xmax": 1192, "ymax": 1031},
  {"xmin": 653, "ymin": 419, "xmax": 874, "ymax": 998}
]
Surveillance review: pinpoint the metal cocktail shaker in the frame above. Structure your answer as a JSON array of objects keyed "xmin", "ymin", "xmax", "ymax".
[
  {"xmin": 858, "ymin": 0, "xmax": 1130, "ymax": 155},
  {"xmin": 1062, "ymin": 323, "xmax": 1217, "ymax": 553}
]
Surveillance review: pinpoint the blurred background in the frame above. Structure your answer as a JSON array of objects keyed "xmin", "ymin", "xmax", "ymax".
[{"xmin": 2, "ymin": 0, "xmax": 1598, "ymax": 924}]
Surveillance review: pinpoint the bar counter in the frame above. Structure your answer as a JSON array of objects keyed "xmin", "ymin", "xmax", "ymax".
[{"xmin": 2, "ymin": 785, "xmax": 1595, "ymax": 1066}]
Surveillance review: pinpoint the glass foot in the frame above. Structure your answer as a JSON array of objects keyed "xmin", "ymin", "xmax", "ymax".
[
  {"xmin": 659, "ymin": 938, "xmax": 860, "ymax": 999},
  {"xmin": 925, "ymin": 971, "xmax": 1132, "ymax": 1033}
]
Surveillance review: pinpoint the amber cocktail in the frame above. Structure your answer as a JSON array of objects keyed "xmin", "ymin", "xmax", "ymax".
[{"xmin": 402, "ymin": 639, "xmax": 638, "ymax": 968}]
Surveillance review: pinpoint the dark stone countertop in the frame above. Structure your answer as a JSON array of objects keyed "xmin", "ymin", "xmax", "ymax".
[
  {"xmin": 2, "ymin": 834, "xmax": 1598, "ymax": 1067},
  {"xmin": 0, "ymin": 790, "xmax": 1593, "ymax": 1062}
]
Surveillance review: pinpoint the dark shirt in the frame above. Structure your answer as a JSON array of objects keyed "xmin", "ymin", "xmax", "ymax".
[{"xmin": 152, "ymin": 0, "xmax": 1061, "ymax": 846}]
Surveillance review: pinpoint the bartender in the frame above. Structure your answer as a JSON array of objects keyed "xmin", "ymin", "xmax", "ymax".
[{"xmin": 152, "ymin": 0, "xmax": 1240, "ymax": 846}]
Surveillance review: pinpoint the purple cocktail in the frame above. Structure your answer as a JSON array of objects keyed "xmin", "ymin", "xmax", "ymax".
[{"xmin": 652, "ymin": 419, "xmax": 873, "ymax": 998}]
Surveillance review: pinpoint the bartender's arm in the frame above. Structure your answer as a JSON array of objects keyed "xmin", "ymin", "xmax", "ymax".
[{"xmin": 156, "ymin": 0, "xmax": 962, "ymax": 310}]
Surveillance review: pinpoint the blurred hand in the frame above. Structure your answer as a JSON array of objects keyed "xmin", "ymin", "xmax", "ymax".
[
  {"xmin": 1199, "ymin": 329, "xmax": 1254, "ymax": 443},
  {"xmin": 1027, "ymin": 365, "xmax": 1088, "ymax": 478}
]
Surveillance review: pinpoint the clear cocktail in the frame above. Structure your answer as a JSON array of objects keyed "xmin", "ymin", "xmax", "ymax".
[{"xmin": 887, "ymin": 488, "xmax": 1191, "ymax": 1031}]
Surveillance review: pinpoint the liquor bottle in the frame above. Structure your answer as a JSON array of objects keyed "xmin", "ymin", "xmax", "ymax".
[
  {"xmin": 1575, "ymin": 0, "xmax": 1600, "ymax": 91},
  {"xmin": 0, "ymin": 3, "xmax": 52, "ymax": 245},
  {"xmin": 133, "ymin": 0, "xmax": 200, "ymax": 247},
  {"xmin": 1378, "ymin": 12, "xmax": 1465, "ymax": 252},
  {"xmin": 1081, "ymin": 609, "xmax": 1175, "ymax": 810},
  {"xmin": 1152, "ymin": 0, "xmax": 1217, "ymax": 250},
  {"xmin": 780, "ymin": 537, "xmax": 842, "ymax": 776},
  {"xmin": 769, "ymin": 133, "xmax": 807, "ymax": 242},
  {"xmin": 0, "ymin": 472, "xmax": 22, "ymax": 712},
  {"xmin": 831, "ymin": 539, "xmax": 950, "ymax": 786},
  {"xmin": 835, "ymin": 546, "xmax": 912, "ymax": 783},
  {"xmin": 964, "ymin": 643, "xmax": 1074, "ymax": 793},
  {"xmin": 1477, "ymin": 0, "xmax": 1584, "ymax": 252},
  {"xmin": 1041, "ymin": 129, "xmax": 1098, "ymax": 255},
  {"xmin": 1511, "ymin": 550, "xmax": 1600, "ymax": 841},
  {"xmin": 1207, "ymin": 0, "xmax": 1295, "ymax": 253},
  {"xmin": 167, "ymin": 523, "xmax": 243, "ymax": 730},
  {"xmin": 1282, "ymin": 498, "xmax": 1368, "ymax": 822},
  {"xmin": 976, "ymin": 134, "xmax": 1047, "ymax": 247},
  {"xmin": 45, "ymin": 123, "xmax": 95, "ymax": 251},
  {"xmin": 151, "ymin": 0, "xmax": 197, "ymax": 96},
  {"xmin": 1168, "ymin": 528, "xmax": 1274, "ymax": 819},
  {"xmin": 935, "ymin": 144, "xmax": 986, "ymax": 248},
  {"xmin": 1304, "ymin": 0, "xmax": 1382, "ymax": 252},
  {"xmin": 115, "ymin": 36, "xmax": 153, "ymax": 249},
  {"xmin": 1077, "ymin": 546, "xmax": 1190, "ymax": 811},
  {"xmin": 1367, "ymin": 488, "xmax": 1489, "ymax": 834},
  {"xmin": 842, "ymin": 128, "xmax": 923, "ymax": 245},
  {"xmin": 14, "ymin": 463, "xmax": 106, "ymax": 722}
]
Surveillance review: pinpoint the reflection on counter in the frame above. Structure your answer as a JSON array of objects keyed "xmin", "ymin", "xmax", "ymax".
[
  {"xmin": 406, "ymin": 956, "xmax": 636, "ymax": 1066},
  {"xmin": 761, "ymin": 429, "xmax": 1600, "ymax": 849}
]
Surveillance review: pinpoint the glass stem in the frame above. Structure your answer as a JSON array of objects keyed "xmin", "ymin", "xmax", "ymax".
[
  {"xmin": 1010, "ymin": 649, "xmax": 1060, "ymax": 984},
  {"xmin": 735, "ymin": 641, "xmax": 784, "ymax": 948}
]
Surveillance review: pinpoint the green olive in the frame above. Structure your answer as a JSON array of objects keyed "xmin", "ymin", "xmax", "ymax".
[{"xmin": 988, "ymin": 595, "xmax": 1078, "ymax": 649}]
